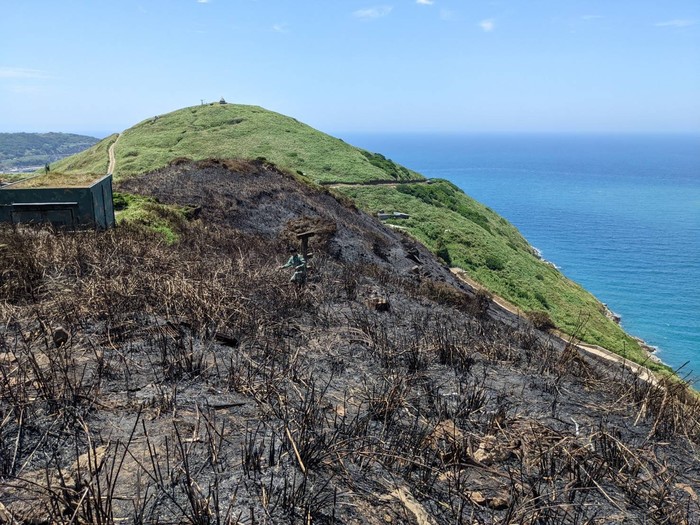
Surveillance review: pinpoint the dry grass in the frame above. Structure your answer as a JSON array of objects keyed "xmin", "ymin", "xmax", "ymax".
[
  {"xmin": 8, "ymin": 171, "xmax": 103, "ymax": 188},
  {"xmin": 1, "ymin": 165, "xmax": 699, "ymax": 523}
]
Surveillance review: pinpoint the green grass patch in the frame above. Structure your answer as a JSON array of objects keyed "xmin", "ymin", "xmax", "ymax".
[
  {"xmin": 360, "ymin": 151, "xmax": 415, "ymax": 180},
  {"xmin": 54, "ymin": 134, "xmax": 117, "ymax": 175},
  {"xmin": 398, "ymin": 180, "xmax": 493, "ymax": 233},
  {"xmin": 113, "ymin": 191, "xmax": 189, "ymax": 244}
]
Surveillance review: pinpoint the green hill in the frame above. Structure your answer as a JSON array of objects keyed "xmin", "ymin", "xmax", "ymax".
[
  {"xmin": 53, "ymin": 103, "xmax": 652, "ymax": 366},
  {"xmin": 54, "ymin": 104, "xmax": 422, "ymax": 184},
  {"xmin": 0, "ymin": 132, "xmax": 98, "ymax": 172}
]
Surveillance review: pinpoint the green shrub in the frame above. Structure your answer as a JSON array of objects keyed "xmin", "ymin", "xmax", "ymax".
[
  {"xmin": 114, "ymin": 192, "xmax": 188, "ymax": 244},
  {"xmin": 397, "ymin": 182, "xmax": 491, "ymax": 233},
  {"xmin": 360, "ymin": 151, "xmax": 412, "ymax": 180},
  {"xmin": 534, "ymin": 291, "xmax": 550, "ymax": 309},
  {"xmin": 484, "ymin": 255, "xmax": 505, "ymax": 271},
  {"xmin": 435, "ymin": 239, "xmax": 452, "ymax": 266}
]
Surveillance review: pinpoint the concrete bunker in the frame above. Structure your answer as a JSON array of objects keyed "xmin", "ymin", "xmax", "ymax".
[{"xmin": 0, "ymin": 173, "xmax": 115, "ymax": 230}]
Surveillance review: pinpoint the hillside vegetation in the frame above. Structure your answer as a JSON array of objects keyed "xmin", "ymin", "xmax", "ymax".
[
  {"xmin": 54, "ymin": 104, "xmax": 422, "ymax": 184},
  {"xmin": 0, "ymin": 132, "xmax": 98, "ymax": 172},
  {"xmin": 337, "ymin": 182, "xmax": 644, "ymax": 357},
  {"xmin": 53, "ymin": 103, "xmax": 651, "ymax": 364}
]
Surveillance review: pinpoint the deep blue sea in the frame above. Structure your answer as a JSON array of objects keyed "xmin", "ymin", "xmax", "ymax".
[{"xmin": 341, "ymin": 133, "xmax": 700, "ymax": 381}]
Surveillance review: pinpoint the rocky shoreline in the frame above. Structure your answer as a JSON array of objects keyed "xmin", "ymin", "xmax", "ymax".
[{"xmin": 603, "ymin": 303, "xmax": 664, "ymax": 365}]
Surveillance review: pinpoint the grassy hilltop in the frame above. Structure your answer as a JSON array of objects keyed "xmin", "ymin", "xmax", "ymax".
[
  {"xmin": 54, "ymin": 103, "xmax": 648, "ymax": 363},
  {"xmin": 54, "ymin": 104, "xmax": 422, "ymax": 184}
]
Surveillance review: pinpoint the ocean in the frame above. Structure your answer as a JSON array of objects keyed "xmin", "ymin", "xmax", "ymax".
[{"xmin": 340, "ymin": 133, "xmax": 700, "ymax": 381}]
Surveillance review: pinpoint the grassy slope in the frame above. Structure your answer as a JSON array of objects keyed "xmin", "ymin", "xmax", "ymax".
[
  {"xmin": 54, "ymin": 105, "xmax": 421, "ymax": 184},
  {"xmin": 337, "ymin": 182, "xmax": 647, "ymax": 360},
  {"xmin": 0, "ymin": 173, "xmax": 29, "ymax": 184},
  {"xmin": 50, "ymin": 134, "xmax": 118, "ymax": 177},
  {"xmin": 52, "ymin": 104, "xmax": 652, "ymax": 365}
]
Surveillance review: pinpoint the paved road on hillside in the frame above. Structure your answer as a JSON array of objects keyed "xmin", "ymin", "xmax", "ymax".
[
  {"xmin": 449, "ymin": 268, "xmax": 658, "ymax": 385},
  {"xmin": 324, "ymin": 179, "xmax": 429, "ymax": 188},
  {"xmin": 108, "ymin": 134, "xmax": 120, "ymax": 175}
]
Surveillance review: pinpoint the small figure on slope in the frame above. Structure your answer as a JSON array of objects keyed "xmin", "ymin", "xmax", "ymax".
[{"xmin": 280, "ymin": 247, "xmax": 306, "ymax": 285}]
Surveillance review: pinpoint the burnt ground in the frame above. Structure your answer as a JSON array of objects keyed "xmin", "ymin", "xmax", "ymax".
[
  {"xmin": 118, "ymin": 158, "xmax": 466, "ymax": 287},
  {"xmin": 0, "ymin": 159, "xmax": 699, "ymax": 524}
]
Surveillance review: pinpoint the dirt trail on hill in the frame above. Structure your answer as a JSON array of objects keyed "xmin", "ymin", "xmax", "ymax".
[
  {"xmin": 108, "ymin": 134, "xmax": 120, "ymax": 174},
  {"xmin": 450, "ymin": 267, "xmax": 659, "ymax": 385}
]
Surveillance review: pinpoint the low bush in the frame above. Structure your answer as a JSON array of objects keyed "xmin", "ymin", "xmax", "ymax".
[
  {"xmin": 484, "ymin": 255, "xmax": 505, "ymax": 271},
  {"xmin": 528, "ymin": 310, "xmax": 556, "ymax": 331},
  {"xmin": 435, "ymin": 238, "xmax": 452, "ymax": 266}
]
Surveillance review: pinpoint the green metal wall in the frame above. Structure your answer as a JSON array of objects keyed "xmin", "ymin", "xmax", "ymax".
[{"xmin": 0, "ymin": 174, "xmax": 115, "ymax": 229}]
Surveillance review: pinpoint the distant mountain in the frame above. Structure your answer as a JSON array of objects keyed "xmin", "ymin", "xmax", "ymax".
[{"xmin": 0, "ymin": 132, "xmax": 99, "ymax": 173}]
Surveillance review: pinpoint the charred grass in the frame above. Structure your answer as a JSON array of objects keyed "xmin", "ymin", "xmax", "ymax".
[{"xmin": 1, "ymin": 175, "xmax": 699, "ymax": 523}]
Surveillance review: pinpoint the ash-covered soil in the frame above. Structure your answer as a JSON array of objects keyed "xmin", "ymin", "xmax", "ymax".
[
  {"xmin": 0, "ymin": 159, "xmax": 699, "ymax": 524},
  {"xmin": 118, "ymin": 158, "xmax": 465, "ymax": 285}
]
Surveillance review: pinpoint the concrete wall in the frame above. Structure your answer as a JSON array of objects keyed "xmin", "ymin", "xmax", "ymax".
[
  {"xmin": 91, "ymin": 174, "xmax": 115, "ymax": 229},
  {"xmin": 0, "ymin": 174, "xmax": 115, "ymax": 229}
]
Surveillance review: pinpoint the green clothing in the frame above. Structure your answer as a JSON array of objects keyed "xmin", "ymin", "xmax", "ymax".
[
  {"xmin": 281, "ymin": 253, "xmax": 307, "ymax": 284},
  {"xmin": 282, "ymin": 254, "xmax": 305, "ymax": 269}
]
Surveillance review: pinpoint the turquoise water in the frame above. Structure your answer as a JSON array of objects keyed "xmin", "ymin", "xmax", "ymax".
[{"xmin": 341, "ymin": 133, "xmax": 700, "ymax": 381}]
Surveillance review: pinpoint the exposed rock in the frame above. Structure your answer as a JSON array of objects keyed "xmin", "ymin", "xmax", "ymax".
[
  {"xmin": 603, "ymin": 304, "xmax": 622, "ymax": 324},
  {"xmin": 366, "ymin": 295, "xmax": 390, "ymax": 312},
  {"xmin": 468, "ymin": 491, "xmax": 487, "ymax": 505},
  {"xmin": 489, "ymin": 494, "xmax": 510, "ymax": 510},
  {"xmin": 473, "ymin": 435, "xmax": 513, "ymax": 465},
  {"xmin": 677, "ymin": 483, "xmax": 699, "ymax": 502},
  {"xmin": 381, "ymin": 486, "xmax": 438, "ymax": 525},
  {"xmin": 467, "ymin": 490, "xmax": 510, "ymax": 510},
  {"xmin": 424, "ymin": 419, "xmax": 465, "ymax": 460}
]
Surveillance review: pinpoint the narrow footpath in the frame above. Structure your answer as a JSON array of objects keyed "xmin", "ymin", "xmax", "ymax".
[{"xmin": 108, "ymin": 134, "xmax": 120, "ymax": 175}]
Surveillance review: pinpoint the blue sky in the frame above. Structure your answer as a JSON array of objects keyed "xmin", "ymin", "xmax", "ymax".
[{"xmin": 1, "ymin": 0, "xmax": 698, "ymax": 136}]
